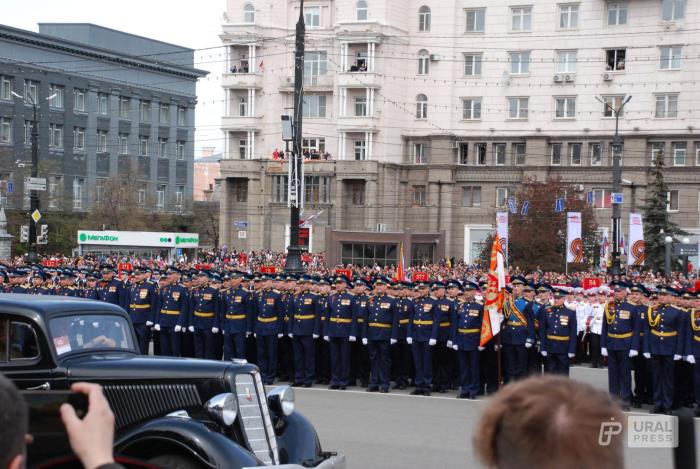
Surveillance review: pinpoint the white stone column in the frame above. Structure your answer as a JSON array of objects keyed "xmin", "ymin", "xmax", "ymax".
[
  {"xmin": 249, "ymin": 44, "xmax": 256, "ymax": 73},
  {"xmin": 368, "ymin": 132, "xmax": 373, "ymax": 160},
  {"xmin": 251, "ymin": 131, "xmax": 255, "ymax": 159},
  {"xmin": 223, "ymin": 131, "xmax": 229, "ymax": 159},
  {"xmin": 251, "ymin": 88, "xmax": 256, "ymax": 116}
]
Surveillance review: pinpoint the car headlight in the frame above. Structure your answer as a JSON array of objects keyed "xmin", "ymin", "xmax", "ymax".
[
  {"xmin": 267, "ymin": 385, "xmax": 295, "ymax": 416},
  {"xmin": 205, "ymin": 393, "xmax": 237, "ymax": 426}
]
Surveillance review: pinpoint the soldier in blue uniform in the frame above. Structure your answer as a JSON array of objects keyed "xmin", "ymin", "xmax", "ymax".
[
  {"xmin": 28, "ymin": 271, "xmax": 52, "ymax": 295},
  {"xmin": 629, "ymin": 284, "xmax": 652, "ymax": 407},
  {"xmin": 600, "ymin": 281, "xmax": 640, "ymax": 410},
  {"xmin": 97, "ymin": 265, "xmax": 127, "ymax": 309},
  {"xmin": 7, "ymin": 270, "xmax": 30, "ymax": 294},
  {"xmin": 82, "ymin": 273, "xmax": 100, "ymax": 300},
  {"xmin": 350, "ymin": 278, "xmax": 371, "ymax": 387},
  {"xmin": 290, "ymin": 276, "xmax": 319, "ymax": 387},
  {"xmin": 254, "ymin": 275, "xmax": 283, "ymax": 385},
  {"xmin": 189, "ymin": 271, "xmax": 221, "ymax": 360},
  {"xmin": 501, "ymin": 275, "xmax": 536, "ymax": 382},
  {"xmin": 539, "ymin": 287, "xmax": 577, "ymax": 376},
  {"xmin": 325, "ymin": 276, "xmax": 355, "ymax": 390},
  {"xmin": 644, "ymin": 285, "xmax": 686, "ymax": 414},
  {"xmin": 684, "ymin": 296, "xmax": 700, "ymax": 416},
  {"xmin": 433, "ymin": 281, "xmax": 455, "ymax": 393},
  {"xmin": 127, "ymin": 266, "xmax": 158, "ymax": 354},
  {"xmin": 363, "ymin": 277, "xmax": 399, "ymax": 393},
  {"xmin": 391, "ymin": 281, "xmax": 414, "ymax": 390},
  {"xmin": 452, "ymin": 281, "xmax": 484, "ymax": 399},
  {"xmin": 674, "ymin": 289, "xmax": 694, "ymax": 409},
  {"xmin": 220, "ymin": 271, "xmax": 250, "ymax": 360},
  {"xmin": 155, "ymin": 268, "xmax": 189, "ymax": 357},
  {"xmin": 407, "ymin": 281, "xmax": 440, "ymax": 395},
  {"xmin": 314, "ymin": 278, "xmax": 332, "ymax": 385},
  {"xmin": 276, "ymin": 274, "xmax": 295, "ymax": 382}
]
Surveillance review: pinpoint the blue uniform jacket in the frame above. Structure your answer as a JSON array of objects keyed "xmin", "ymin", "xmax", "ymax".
[
  {"xmin": 97, "ymin": 279, "xmax": 127, "ymax": 309},
  {"xmin": 539, "ymin": 305, "xmax": 577, "ymax": 355},
  {"xmin": 686, "ymin": 309, "xmax": 700, "ymax": 357},
  {"xmin": 292, "ymin": 292, "xmax": 321, "ymax": 336},
  {"xmin": 220, "ymin": 286, "xmax": 251, "ymax": 334},
  {"xmin": 254, "ymin": 289, "xmax": 283, "ymax": 336},
  {"xmin": 600, "ymin": 300, "xmax": 640, "ymax": 351},
  {"xmin": 452, "ymin": 300, "xmax": 484, "ymax": 351},
  {"xmin": 501, "ymin": 297, "xmax": 536, "ymax": 346},
  {"xmin": 643, "ymin": 304, "xmax": 686, "ymax": 356},
  {"xmin": 326, "ymin": 292, "xmax": 355, "ymax": 338},
  {"xmin": 157, "ymin": 284, "xmax": 190, "ymax": 328},
  {"xmin": 407, "ymin": 296, "xmax": 440, "ymax": 343},
  {"xmin": 396, "ymin": 298, "xmax": 412, "ymax": 340},
  {"xmin": 190, "ymin": 286, "xmax": 220, "ymax": 330},
  {"xmin": 435, "ymin": 297, "xmax": 455, "ymax": 342},
  {"xmin": 127, "ymin": 281, "xmax": 158, "ymax": 325},
  {"xmin": 363, "ymin": 294, "xmax": 399, "ymax": 341},
  {"xmin": 351, "ymin": 294, "xmax": 369, "ymax": 338}
]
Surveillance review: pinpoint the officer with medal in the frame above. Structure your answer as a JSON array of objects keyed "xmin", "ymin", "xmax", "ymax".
[
  {"xmin": 127, "ymin": 266, "xmax": 158, "ymax": 355},
  {"xmin": 189, "ymin": 270, "xmax": 221, "ymax": 360},
  {"xmin": 501, "ymin": 275, "xmax": 536, "ymax": 382},
  {"xmin": 97, "ymin": 265, "xmax": 127, "ymax": 309},
  {"xmin": 629, "ymin": 283, "xmax": 652, "ymax": 408},
  {"xmin": 392, "ymin": 281, "xmax": 413, "ymax": 390},
  {"xmin": 324, "ymin": 275, "xmax": 355, "ymax": 390},
  {"xmin": 253, "ymin": 274, "xmax": 283, "ymax": 385},
  {"xmin": 407, "ymin": 280, "xmax": 440, "ymax": 396},
  {"xmin": 290, "ymin": 275, "xmax": 319, "ymax": 387},
  {"xmin": 350, "ymin": 277, "xmax": 371, "ymax": 388},
  {"xmin": 363, "ymin": 277, "xmax": 399, "ymax": 393},
  {"xmin": 155, "ymin": 267, "xmax": 190, "ymax": 357},
  {"xmin": 539, "ymin": 287, "xmax": 577, "ymax": 376},
  {"xmin": 452, "ymin": 281, "xmax": 484, "ymax": 399},
  {"xmin": 220, "ymin": 271, "xmax": 251, "ymax": 360},
  {"xmin": 433, "ymin": 280, "xmax": 457, "ymax": 393},
  {"xmin": 685, "ymin": 291, "xmax": 700, "ymax": 416}
]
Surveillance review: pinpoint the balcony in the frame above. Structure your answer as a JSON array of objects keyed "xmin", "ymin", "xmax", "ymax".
[
  {"xmin": 336, "ymin": 115, "xmax": 379, "ymax": 132},
  {"xmin": 279, "ymin": 75, "xmax": 334, "ymax": 93},
  {"xmin": 222, "ymin": 72, "xmax": 263, "ymax": 89},
  {"xmin": 221, "ymin": 115, "xmax": 262, "ymax": 131},
  {"xmin": 337, "ymin": 72, "xmax": 382, "ymax": 90}
]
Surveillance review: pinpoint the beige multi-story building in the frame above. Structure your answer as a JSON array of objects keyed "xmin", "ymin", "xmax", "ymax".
[{"xmin": 218, "ymin": 0, "xmax": 700, "ymax": 266}]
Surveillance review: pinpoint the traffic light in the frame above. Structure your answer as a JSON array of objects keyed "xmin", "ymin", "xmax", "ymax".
[
  {"xmin": 20, "ymin": 225, "xmax": 29, "ymax": 243},
  {"xmin": 37, "ymin": 224, "xmax": 48, "ymax": 245}
]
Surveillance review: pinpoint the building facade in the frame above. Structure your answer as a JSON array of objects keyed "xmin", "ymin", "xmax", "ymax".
[
  {"xmin": 0, "ymin": 23, "xmax": 207, "ymax": 214},
  {"xmin": 218, "ymin": 0, "xmax": 700, "ymax": 266}
]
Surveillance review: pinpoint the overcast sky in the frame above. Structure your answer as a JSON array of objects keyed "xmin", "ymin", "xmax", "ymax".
[{"xmin": 3, "ymin": 0, "xmax": 225, "ymax": 156}]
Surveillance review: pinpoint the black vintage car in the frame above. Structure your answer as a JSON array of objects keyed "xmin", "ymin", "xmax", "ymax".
[{"xmin": 0, "ymin": 294, "xmax": 344, "ymax": 469}]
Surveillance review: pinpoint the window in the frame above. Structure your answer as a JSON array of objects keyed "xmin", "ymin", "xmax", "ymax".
[
  {"xmin": 49, "ymin": 85, "xmax": 64, "ymax": 109},
  {"xmin": 304, "ymin": 52, "xmax": 327, "ymax": 84},
  {"xmin": 231, "ymin": 180, "xmax": 247, "ymax": 202},
  {"xmin": 73, "ymin": 178, "xmax": 85, "ymax": 210},
  {"xmin": 0, "ymin": 118, "xmax": 11, "ymax": 144},
  {"xmin": 462, "ymin": 98, "xmax": 482, "ymax": 120},
  {"xmin": 304, "ymin": 176, "xmax": 330, "ymax": 204},
  {"xmin": 302, "ymin": 138, "xmax": 326, "ymax": 155},
  {"xmin": 0, "ymin": 76, "xmax": 11, "ymax": 101},
  {"xmin": 357, "ymin": 1, "xmax": 368, "ymax": 20},
  {"xmin": 555, "ymin": 97, "xmax": 576, "ymax": 118},
  {"xmin": 97, "ymin": 93, "xmax": 108, "ymax": 115},
  {"xmin": 650, "ymin": 142, "xmax": 664, "ymax": 164},
  {"xmin": 238, "ymin": 96, "xmax": 249, "ymax": 117},
  {"xmin": 414, "ymin": 143, "xmax": 427, "ymax": 164},
  {"xmin": 672, "ymin": 142, "xmax": 687, "ymax": 166},
  {"xmin": 74, "ymin": 89, "xmax": 86, "ymax": 112},
  {"xmin": 462, "ymin": 186, "xmax": 482, "ymax": 207},
  {"xmin": 49, "ymin": 124, "xmax": 63, "ymax": 149},
  {"xmin": 419, "ymin": 6, "xmax": 431, "ymax": 31},
  {"xmin": 24, "ymin": 80, "xmax": 38, "ymax": 103},
  {"xmin": 413, "ymin": 185, "xmax": 427, "ymax": 206},
  {"xmin": 341, "ymin": 243, "xmax": 398, "ymax": 267},
  {"xmin": 557, "ymin": 50, "xmax": 577, "ymax": 73},
  {"xmin": 608, "ymin": 3, "xmax": 628, "ymax": 25},
  {"xmin": 118, "ymin": 133, "xmax": 129, "ymax": 155},
  {"xmin": 559, "ymin": 4, "xmax": 579, "ymax": 28},
  {"xmin": 176, "ymin": 141, "xmax": 185, "ymax": 160},
  {"xmin": 655, "ymin": 94, "xmax": 678, "ymax": 118},
  {"xmin": 493, "ymin": 143, "xmax": 506, "ymax": 165},
  {"xmin": 350, "ymin": 180, "xmax": 365, "ymax": 205},
  {"xmin": 138, "ymin": 188, "xmax": 146, "ymax": 205},
  {"xmin": 496, "ymin": 187, "xmax": 508, "ymax": 208},
  {"xmin": 696, "ymin": 142, "xmax": 700, "ymax": 166},
  {"xmin": 273, "ymin": 175, "xmax": 289, "ymax": 203},
  {"xmin": 177, "ymin": 106, "xmax": 186, "ymax": 126},
  {"xmin": 97, "ymin": 130, "xmax": 108, "ymax": 153},
  {"xmin": 418, "ymin": 50, "xmax": 430, "ymax": 75},
  {"xmin": 513, "ymin": 143, "xmax": 526, "ymax": 165},
  {"xmin": 304, "ymin": 6, "xmax": 320, "ymax": 27},
  {"xmin": 160, "ymin": 104, "xmax": 170, "ymax": 124},
  {"xmin": 509, "ymin": 52, "xmax": 530, "ymax": 75},
  {"xmin": 73, "ymin": 127, "xmax": 85, "ymax": 151},
  {"xmin": 603, "ymin": 96, "xmax": 625, "ymax": 117},
  {"xmin": 590, "ymin": 142, "xmax": 602, "ymax": 166},
  {"xmin": 238, "ymin": 139, "xmax": 248, "ymax": 159},
  {"xmin": 465, "ymin": 8, "xmax": 486, "ymax": 32},
  {"xmin": 243, "ymin": 3, "xmax": 255, "ymax": 23},
  {"xmin": 354, "ymin": 140, "xmax": 367, "ymax": 160},
  {"xmin": 570, "ymin": 143, "xmax": 582, "ymax": 165},
  {"xmin": 303, "ymin": 95, "xmax": 327, "ymax": 118},
  {"xmin": 508, "ymin": 97, "xmax": 528, "ymax": 119},
  {"xmin": 667, "ymin": 190, "xmax": 679, "ymax": 212},
  {"xmin": 593, "ymin": 189, "xmax": 611, "ymax": 209},
  {"xmin": 464, "ymin": 54, "xmax": 483, "ymax": 76},
  {"xmin": 662, "ymin": 0, "xmax": 685, "ymax": 21},
  {"xmin": 458, "ymin": 143, "xmax": 468, "ymax": 164},
  {"xmin": 551, "ymin": 143, "xmax": 562, "ymax": 165},
  {"xmin": 95, "ymin": 179, "xmax": 106, "ymax": 203},
  {"xmin": 23, "ymin": 121, "xmax": 33, "ymax": 145},
  {"xmin": 157, "ymin": 185, "xmax": 166, "ymax": 211},
  {"xmin": 119, "ymin": 96, "xmax": 130, "ymax": 119},
  {"xmin": 416, "ymin": 94, "xmax": 428, "ymax": 119},
  {"xmin": 475, "ymin": 143, "xmax": 487, "ymax": 165},
  {"xmin": 175, "ymin": 187, "xmax": 184, "ymax": 211},
  {"xmin": 354, "ymin": 96, "xmax": 367, "ymax": 117},
  {"xmin": 140, "ymin": 100, "xmax": 151, "ymax": 122},
  {"xmin": 139, "ymin": 136, "xmax": 148, "ymax": 156},
  {"xmin": 511, "ymin": 7, "xmax": 532, "ymax": 31},
  {"xmin": 606, "ymin": 49, "xmax": 626, "ymax": 71},
  {"xmin": 158, "ymin": 138, "xmax": 168, "ymax": 158},
  {"xmin": 48, "ymin": 176, "xmax": 62, "ymax": 209},
  {"xmin": 4, "ymin": 321, "xmax": 40, "ymax": 361},
  {"xmin": 660, "ymin": 46, "xmax": 682, "ymax": 70}
]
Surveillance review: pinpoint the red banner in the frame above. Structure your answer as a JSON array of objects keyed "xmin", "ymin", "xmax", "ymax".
[
  {"xmin": 117, "ymin": 263, "xmax": 133, "ymax": 275},
  {"xmin": 42, "ymin": 260, "xmax": 61, "ymax": 267},
  {"xmin": 195, "ymin": 264, "xmax": 211, "ymax": 271},
  {"xmin": 336, "ymin": 269, "xmax": 353, "ymax": 280},
  {"xmin": 582, "ymin": 278, "xmax": 603, "ymax": 290},
  {"xmin": 412, "ymin": 272, "xmax": 429, "ymax": 282},
  {"xmin": 260, "ymin": 266, "xmax": 276, "ymax": 274}
]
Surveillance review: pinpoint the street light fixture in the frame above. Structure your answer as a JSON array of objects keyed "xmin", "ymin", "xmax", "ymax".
[{"xmin": 664, "ymin": 236, "xmax": 673, "ymax": 280}]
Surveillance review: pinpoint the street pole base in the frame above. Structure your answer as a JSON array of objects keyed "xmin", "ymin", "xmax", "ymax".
[{"xmin": 285, "ymin": 246, "xmax": 305, "ymax": 274}]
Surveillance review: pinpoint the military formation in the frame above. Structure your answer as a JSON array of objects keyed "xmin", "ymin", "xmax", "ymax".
[{"xmin": 2, "ymin": 265, "xmax": 700, "ymax": 414}]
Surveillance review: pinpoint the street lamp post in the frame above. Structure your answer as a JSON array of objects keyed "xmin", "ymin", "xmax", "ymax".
[
  {"xmin": 682, "ymin": 237, "xmax": 690, "ymax": 277},
  {"xmin": 664, "ymin": 236, "xmax": 673, "ymax": 281},
  {"xmin": 596, "ymin": 95, "xmax": 632, "ymax": 276}
]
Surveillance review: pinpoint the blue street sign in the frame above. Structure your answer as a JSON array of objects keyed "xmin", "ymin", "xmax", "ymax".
[
  {"xmin": 6, "ymin": 182, "xmax": 13, "ymax": 194},
  {"xmin": 612, "ymin": 192, "xmax": 624, "ymax": 204},
  {"xmin": 521, "ymin": 201, "xmax": 529, "ymax": 216},
  {"xmin": 586, "ymin": 191, "xmax": 593, "ymax": 204},
  {"xmin": 508, "ymin": 198, "xmax": 517, "ymax": 214},
  {"xmin": 176, "ymin": 248, "xmax": 183, "ymax": 257},
  {"xmin": 555, "ymin": 198, "xmax": 564, "ymax": 213}
]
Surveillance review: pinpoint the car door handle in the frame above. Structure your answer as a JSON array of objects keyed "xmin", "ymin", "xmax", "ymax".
[{"xmin": 26, "ymin": 382, "xmax": 51, "ymax": 390}]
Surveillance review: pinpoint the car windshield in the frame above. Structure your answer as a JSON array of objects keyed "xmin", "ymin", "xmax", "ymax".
[{"xmin": 49, "ymin": 315, "xmax": 136, "ymax": 356}]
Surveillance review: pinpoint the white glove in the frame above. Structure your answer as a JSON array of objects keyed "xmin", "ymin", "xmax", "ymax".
[
  {"xmin": 429, "ymin": 339, "xmax": 437, "ymax": 346},
  {"xmin": 253, "ymin": 333, "xmax": 257, "ymax": 338},
  {"xmin": 674, "ymin": 354, "xmax": 682, "ymax": 361},
  {"xmin": 174, "ymin": 325, "xmax": 182, "ymax": 333},
  {"xmin": 246, "ymin": 331, "xmax": 251, "ymax": 338},
  {"xmin": 687, "ymin": 355, "xmax": 696, "ymax": 364},
  {"xmin": 406, "ymin": 337, "xmax": 413, "ymax": 345},
  {"xmin": 643, "ymin": 352, "xmax": 651, "ymax": 359},
  {"xmin": 313, "ymin": 334, "xmax": 320, "ymax": 339},
  {"xmin": 324, "ymin": 335, "xmax": 330, "ymax": 342},
  {"xmin": 154, "ymin": 324, "xmax": 161, "ymax": 331},
  {"xmin": 525, "ymin": 341, "xmax": 532, "ymax": 349},
  {"xmin": 446, "ymin": 340, "xmax": 453, "ymax": 348},
  {"xmin": 146, "ymin": 321, "xmax": 154, "ymax": 326},
  {"xmin": 629, "ymin": 350, "xmax": 638, "ymax": 358},
  {"xmin": 494, "ymin": 344, "xmax": 501, "ymax": 351},
  {"xmin": 212, "ymin": 327, "xmax": 219, "ymax": 334},
  {"xmin": 568, "ymin": 353, "xmax": 575, "ymax": 358},
  {"xmin": 601, "ymin": 347, "xmax": 608, "ymax": 357},
  {"xmin": 390, "ymin": 339, "xmax": 397, "ymax": 345},
  {"xmin": 478, "ymin": 346, "xmax": 485, "ymax": 351},
  {"xmin": 349, "ymin": 335, "xmax": 356, "ymax": 342},
  {"xmin": 541, "ymin": 350, "xmax": 548, "ymax": 357},
  {"xmin": 277, "ymin": 333, "xmax": 283, "ymax": 339},
  {"xmin": 362, "ymin": 338, "xmax": 368, "ymax": 345},
  {"xmin": 188, "ymin": 325, "xmax": 194, "ymax": 332},
  {"xmin": 288, "ymin": 333, "xmax": 293, "ymax": 338},
  {"xmin": 453, "ymin": 345, "xmax": 458, "ymax": 351}
]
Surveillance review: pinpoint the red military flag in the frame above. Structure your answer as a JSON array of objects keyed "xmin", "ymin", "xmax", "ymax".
[
  {"xmin": 395, "ymin": 243, "xmax": 406, "ymax": 282},
  {"xmin": 480, "ymin": 232, "xmax": 506, "ymax": 347}
]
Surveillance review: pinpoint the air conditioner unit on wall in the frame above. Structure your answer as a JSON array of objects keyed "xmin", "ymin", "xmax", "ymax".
[
  {"xmin": 564, "ymin": 74, "xmax": 574, "ymax": 83},
  {"xmin": 376, "ymin": 223, "xmax": 387, "ymax": 232},
  {"xmin": 553, "ymin": 74, "xmax": 562, "ymax": 83},
  {"xmin": 574, "ymin": 184, "xmax": 584, "ymax": 192},
  {"xmin": 429, "ymin": 54, "xmax": 439, "ymax": 61},
  {"xmin": 602, "ymin": 73, "xmax": 613, "ymax": 81}
]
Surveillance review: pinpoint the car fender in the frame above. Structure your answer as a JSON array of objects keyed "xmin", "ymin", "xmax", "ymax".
[
  {"xmin": 115, "ymin": 417, "xmax": 262, "ymax": 469},
  {"xmin": 276, "ymin": 411, "xmax": 323, "ymax": 464}
]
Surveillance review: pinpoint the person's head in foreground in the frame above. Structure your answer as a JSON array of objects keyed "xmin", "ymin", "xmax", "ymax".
[
  {"xmin": 474, "ymin": 375, "xmax": 624, "ymax": 469},
  {"xmin": 0, "ymin": 374, "xmax": 28, "ymax": 469}
]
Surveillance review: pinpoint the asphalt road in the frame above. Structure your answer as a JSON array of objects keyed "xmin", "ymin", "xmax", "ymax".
[{"xmin": 293, "ymin": 367, "xmax": 697, "ymax": 469}]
